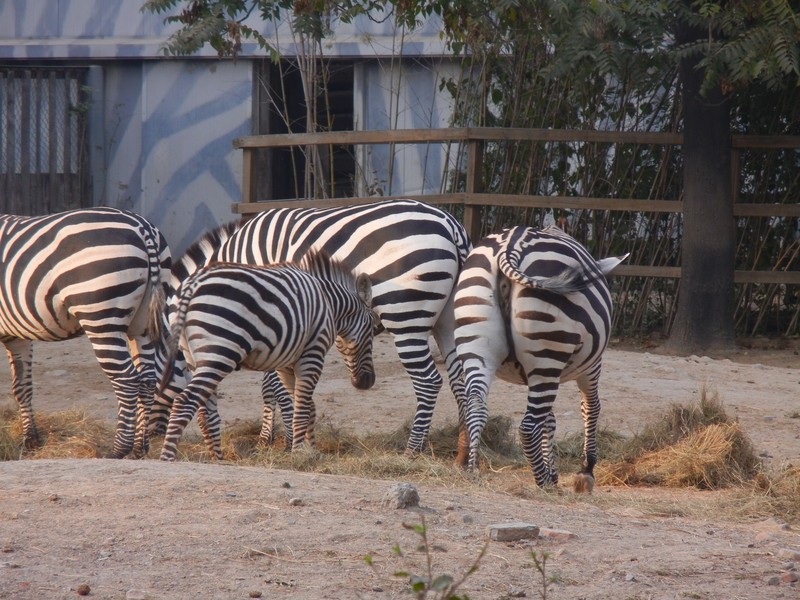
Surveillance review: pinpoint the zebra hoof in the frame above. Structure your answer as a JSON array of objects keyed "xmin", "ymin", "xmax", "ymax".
[
  {"xmin": 573, "ymin": 472, "xmax": 595, "ymax": 494},
  {"xmin": 22, "ymin": 432, "xmax": 42, "ymax": 451},
  {"xmin": 403, "ymin": 448, "xmax": 420, "ymax": 459}
]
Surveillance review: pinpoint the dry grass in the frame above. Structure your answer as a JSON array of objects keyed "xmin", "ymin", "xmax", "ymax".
[
  {"xmin": 596, "ymin": 388, "xmax": 762, "ymax": 490},
  {"xmin": 0, "ymin": 406, "xmax": 115, "ymax": 460},
  {"xmin": 2, "ymin": 397, "xmax": 798, "ymax": 525}
]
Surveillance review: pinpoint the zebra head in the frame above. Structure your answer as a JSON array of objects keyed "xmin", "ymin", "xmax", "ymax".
[
  {"xmin": 300, "ymin": 251, "xmax": 377, "ymax": 391},
  {"xmin": 335, "ymin": 271, "xmax": 377, "ymax": 390}
]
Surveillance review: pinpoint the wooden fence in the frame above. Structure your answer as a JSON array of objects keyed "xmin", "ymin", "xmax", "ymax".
[{"xmin": 232, "ymin": 127, "xmax": 800, "ymax": 286}]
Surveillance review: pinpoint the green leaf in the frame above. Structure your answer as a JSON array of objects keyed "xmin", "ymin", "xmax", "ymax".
[{"xmin": 431, "ymin": 575, "xmax": 454, "ymax": 590}]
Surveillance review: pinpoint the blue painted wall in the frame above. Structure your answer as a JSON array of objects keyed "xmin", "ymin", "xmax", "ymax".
[{"xmin": 1, "ymin": 1, "xmax": 457, "ymax": 254}]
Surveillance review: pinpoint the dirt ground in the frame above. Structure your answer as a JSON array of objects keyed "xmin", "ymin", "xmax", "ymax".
[{"xmin": 1, "ymin": 334, "xmax": 799, "ymax": 599}]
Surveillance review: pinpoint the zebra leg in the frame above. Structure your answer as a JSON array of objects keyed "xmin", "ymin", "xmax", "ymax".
[
  {"xmin": 86, "ymin": 332, "xmax": 144, "ymax": 459},
  {"xmin": 452, "ymin": 347, "xmax": 496, "ymax": 471},
  {"xmin": 129, "ymin": 336, "xmax": 156, "ymax": 458},
  {"xmin": 393, "ymin": 334, "xmax": 443, "ymax": 454},
  {"xmin": 290, "ymin": 362, "xmax": 322, "ymax": 451},
  {"xmin": 518, "ymin": 385, "xmax": 560, "ymax": 488},
  {"xmin": 432, "ymin": 313, "xmax": 469, "ymax": 467},
  {"xmin": 159, "ymin": 389, "xmax": 200, "ymax": 461},
  {"xmin": 4, "ymin": 340, "xmax": 40, "ymax": 450},
  {"xmin": 258, "ymin": 370, "xmax": 294, "ymax": 450},
  {"xmin": 574, "ymin": 365, "xmax": 602, "ymax": 493},
  {"xmin": 150, "ymin": 349, "xmax": 191, "ymax": 437},
  {"xmin": 466, "ymin": 393, "xmax": 489, "ymax": 472},
  {"xmin": 541, "ymin": 409, "xmax": 558, "ymax": 484},
  {"xmin": 196, "ymin": 393, "xmax": 223, "ymax": 459}
]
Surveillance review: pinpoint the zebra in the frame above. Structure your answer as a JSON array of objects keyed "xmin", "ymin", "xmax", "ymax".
[
  {"xmin": 150, "ymin": 199, "xmax": 472, "ymax": 454},
  {"xmin": 453, "ymin": 225, "xmax": 626, "ymax": 491},
  {"xmin": 156, "ymin": 250, "xmax": 376, "ymax": 461},
  {"xmin": 0, "ymin": 207, "xmax": 172, "ymax": 458}
]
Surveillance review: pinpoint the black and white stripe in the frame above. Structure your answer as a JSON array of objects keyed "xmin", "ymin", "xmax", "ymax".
[
  {"xmin": 454, "ymin": 225, "xmax": 625, "ymax": 489},
  {"xmin": 152, "ymin": 199, "xmax": 472, "ymax": 453},
  {"xmin": 157, "ymin": 251, "xmax": 376, "ymax": 461},
  {"xmin": 0, "ymin": 207, "xmax": 171, "ymax": 458}
]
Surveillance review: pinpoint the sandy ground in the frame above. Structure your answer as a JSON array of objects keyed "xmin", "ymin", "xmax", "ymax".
[{"xmin": 1, "ymin": 333, "xmax": 799, "ymax": 599}]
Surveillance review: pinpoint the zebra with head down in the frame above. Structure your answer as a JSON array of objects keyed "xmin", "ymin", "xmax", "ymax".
[
  {"xmin": 0, "ymin": 207, "xmax": 172, "ymax": 458},
  {"xmin": 150, "ymin": 199, "xmax": 472, "ymax": 454},
  {"xmin": 156, "ymin": 250, "xmax": 377, "ymax": 461}
]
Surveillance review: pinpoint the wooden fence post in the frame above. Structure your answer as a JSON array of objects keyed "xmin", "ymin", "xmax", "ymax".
[{"xmin": 463, "ymin": 138, "xmax": 484, "ymax": 242}]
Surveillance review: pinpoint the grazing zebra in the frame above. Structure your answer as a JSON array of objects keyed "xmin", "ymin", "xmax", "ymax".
[
  {"xmin": 156, "ymin": 251, "xmax": 376, "ymax": 461},
  {"xmin": 151, "ymin": 199, "xmax": 472, "ymax": 454},
  {"xmin": 0, "ymin": 207, "xmax": 172, "ymax": 458},
  {"xmin": 453, "ymin": 225, "xmax": 626, "ymax": 490}
]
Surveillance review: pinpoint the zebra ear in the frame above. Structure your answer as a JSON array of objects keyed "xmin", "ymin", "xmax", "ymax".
[
  {"xmin": 597, "ymin": 253, "xmax": 629, "ymax": 275},
  {"xmin": 356, "ymin": 273, "xmax": 373, "ymax": 306}
]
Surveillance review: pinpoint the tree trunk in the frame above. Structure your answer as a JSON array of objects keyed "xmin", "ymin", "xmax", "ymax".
[{"xmin": 665, "ymin": 26, "xmax": 736, "ymax": 354}]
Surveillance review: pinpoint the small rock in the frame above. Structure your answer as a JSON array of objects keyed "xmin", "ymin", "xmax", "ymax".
[
  {"xmin": 76, "ymin": 583, "xmax": 91, "ymax": 596},
  {"xmin": 281, "ymin": 482, "xmax": 291, "ymax": 489},
  {"xmin": 248, "ymin": 591, "xmax": 262, "ymax": 598},
  {"xmin": 508, "ymin": 587, "xmax": 526, "ymax": 597},
  {"xmin": 539, "ymin": 527, "xmax": 577, "ymax": 541},
  {"xmin": 288, "ymin": 498, "xmax": 303, "ymax": 506},
  {"xmin": 767, "ymin": 575, "xmax": 781, "ymax": 586},
  {"xmin": 777, "ymin": 548, "xmax": 800, "ymax": 561},
  {"xmin": 781, "ymin": 571, "xmax": 800, "ymax": 584},
  {"xmin": 487, "ymin": 523, "xmax": 540, "ymax": 542},
  {"xmin": 383, "ymin": 483, "xmax": 419, "ymax": 509}
]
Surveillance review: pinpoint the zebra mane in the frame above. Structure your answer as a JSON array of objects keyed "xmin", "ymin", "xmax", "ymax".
[
  {"xmin": 297, "ymin": 250, "xmax": 360, "ymax": 290},
  {"xmin": 173, "ymin": 220, "xmax": 240, "ymax": 278}
]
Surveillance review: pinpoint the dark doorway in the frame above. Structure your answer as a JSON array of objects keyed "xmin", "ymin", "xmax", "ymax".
[{"xmin": 252, "ymin": 59, "xmax": 355, "ymax": 201}]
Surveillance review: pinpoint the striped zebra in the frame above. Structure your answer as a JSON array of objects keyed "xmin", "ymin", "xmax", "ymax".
[
  {"xmin": 156, "ymin": 251, "xmax": 376, "ymax": 461},
  {"xmin": 0, "ymin": 207, "xmax": 172, "ymax": 458},
  {"xmin": 453, "ymin": 225, "xmax": 626, "ymax": 490},
  {"xmin": 151, "ymin": 199, "xmax": 472, "ymax": 454}
]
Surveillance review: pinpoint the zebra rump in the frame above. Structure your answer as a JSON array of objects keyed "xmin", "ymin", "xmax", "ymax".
[
  {"xmin": 454, "ymin": 225, "xmax": 626, "ymax": 490},
  {"xmin": 0, "ymin": 207, "xmax": 172, "ymax": 458},
  {"xmin": 157, "ymin": 250, "xmax": 376, "ymax": 461},
  {"xmin": 151, "ymin": 199, "xmax": 472, "ymax": 454}
]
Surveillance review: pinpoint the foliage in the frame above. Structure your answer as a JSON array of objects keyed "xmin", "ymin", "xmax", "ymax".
[
  {"xmin": 142, "ymin": 0, "xmax": 395, "ymax": 59},
  {"xmin": 529, "ymin": 550, "xmax": 556, "ymax": 600},
  {"xmin": 364, "ymin": 516, "xmax": 486, "ymax": 599},
  {"xmin": 141, "ymin": 1, "xmax": 800, "ymax": 337}
]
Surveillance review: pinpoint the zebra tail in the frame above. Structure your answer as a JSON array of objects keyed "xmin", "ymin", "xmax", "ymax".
[
  {"xmin": 155, "ymin": 276, "xmax": 195, "ymax": 397},
  {"xmin": 147, "ymin": 284, "xmax": 167, "ymax": 343},
  {"xmin": 497, "ymin": 248, "xmax": 588, "ymax": 294}
]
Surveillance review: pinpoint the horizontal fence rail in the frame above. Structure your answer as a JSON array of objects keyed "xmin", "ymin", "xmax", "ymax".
[{"xmin": 232, "ymin": 127, "xmax": 800, "ymax": 286}]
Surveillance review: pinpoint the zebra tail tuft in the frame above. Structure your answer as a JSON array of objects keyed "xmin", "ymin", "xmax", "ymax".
[{"xmin": 147, "ymin": 284, "xmax": 167, "ymax": 343}]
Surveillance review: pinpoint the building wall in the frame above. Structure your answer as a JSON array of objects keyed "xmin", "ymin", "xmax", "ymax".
[{"xmin": 1, "ymin": 1, "xmax": 458, "ymax": 255}]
